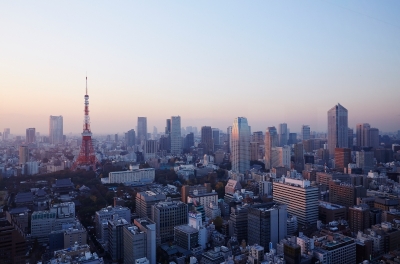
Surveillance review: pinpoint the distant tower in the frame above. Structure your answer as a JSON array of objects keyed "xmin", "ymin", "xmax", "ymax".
[
  {"xmin": 231, "ymin": 117, "xmax": 250, "ymax": 173},
  {"xmin": 328, "ymin": 103, "xmax": 348, "ymax": 158},
  {"xmin": 72, "ymin": 76, "xmax": 97, "ymax": 170}
]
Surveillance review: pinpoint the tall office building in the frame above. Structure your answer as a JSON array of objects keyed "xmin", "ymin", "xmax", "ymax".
[
  {"xmin": 123, "ymin": 218, "xmax": 156, "ymax": 264},
  {"xmin": 334, "ymin": 148, "xmax": 351, "ymax": 172},
  {"xmin": 288, "ymin": 133, "xmax": 297, "ymax": 145},
  {"xmin": 302, "ymin": 125, "xmax": 310, "ymax": 140},
  {"xmin": 2, "ymin": 128, "xmax": 10, "ymax": 141},
  {"xmin": 368, "ymin": 128, "xmax": 380, "ymax": 149},
  {"xmin": 328, "ymin": 104, "xmax": 348, "ymax": 157},
  {"xmin": 165, "ymin": 119, "xmax": 171, "ymax": 134},
  {"xmin": 212, "ymin": 128, "xmax": 220, "ymax": 146},
  {"xmin": 26, "ymin": 128, "xmax": 36, "ymax": 144},
  {"xmin": 201, "ymin": 126, "xmax": 214, "ymax": 154},
  {"xmin": 185, "ymin": 132, "xmax": 194, "ymax": 149},
  {"xmin": 265, "ymin": 127, "xmax": 279, "ymax": 169},
  {"xmin": 356, "ymin": 151, "xmax": 374, "ymax": 173},
  {"xmin": 356, "ymin": 123, "xmax": 370, "ymax": 147},
  {"xmin": 294, "ymin": 143, "xmax": 305, "ymax": 172},
  {"xmin": 170, "ymin": 116, "xmax": 182, "ymax": 155},
  {"xmin": 19, "ymin": 145, "xmax": 29, "ymax": 165},
  {"xmin": 271, "ymin": 146, "xmax": 291, "ymax": 169},
  {"xmin": 250, "ymin": 142, "xmax": 260, "ymax": 161},
  {"xmin": 125, "ymin": 129, "xmax": 136, "ymax": 147},
  {"xmin": 348, "ymin": 128, "xmax": 354, "ymax": 149},
  {"xmin": 137, "ymin": 117, "xmax": 147, "ymax": 145},
  {"xmin": 273, "ymin": 178, "xmax": 319, "ymax": 226},
  {"xmin": 136, "ymin": 192, "xmax": 166, "ymax": 219},
  {"xmin": 348, "ymin": 204, "xmax": 370, "ymax": 233},
  {"xmin": 278, "ymin": 123, "xmax": 288, "ymax": 147},
  {"xmin": 252, "ymin": 131, "xmax": 264, "ymax": 145},
  {"xmin": 108, "ymin": 217, "xmax": 129, "ymax": 262},
  {"xmin": 231, "ymin": 117, "xmax": 250, "ymax": 173},
  {"xmin": 49, "ymin": 116, "xmax": 63, "ymax": 144},
  {"xmin": 152, "ymin": 199, "xmax": 188, "ymax": 245},
  {"xmin": 248, "ymin": 203, "xmax": 288, "ymax": 248},
  {"xmin": 226, "ymin": 126, "xmax": 232, "ymax": 153},
  {"xmin": 144, "ymin": 140, "xmax": 158, "ymax": 160}
]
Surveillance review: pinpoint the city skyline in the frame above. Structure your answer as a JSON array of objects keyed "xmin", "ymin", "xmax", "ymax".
[{"xmin": 1, "ymin": 1, "xmax": 400, "ymax": 134}]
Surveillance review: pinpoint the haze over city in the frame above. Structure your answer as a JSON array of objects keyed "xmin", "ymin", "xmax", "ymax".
[{"xmin": 1, "ymin": 1, "xmax": 400, "ymax": 134}]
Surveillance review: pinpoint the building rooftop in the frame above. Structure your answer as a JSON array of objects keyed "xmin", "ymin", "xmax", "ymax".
[
  {"xmin": 175, "ymin": 225, "xmax": 198, "ymax": 234},
  {"xmin": 319, "ymin": 201, "xmax": 345, "ymax": 210}
]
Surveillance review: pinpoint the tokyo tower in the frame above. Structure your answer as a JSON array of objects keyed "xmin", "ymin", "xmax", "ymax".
[{"xmin": 71, "ymin": 76, "xmax": 98, "ymax": 170}]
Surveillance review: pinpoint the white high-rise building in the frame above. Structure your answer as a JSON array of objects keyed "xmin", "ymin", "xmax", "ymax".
[
  {"xmin": 273, "ymin": 178, "xmax": 319, "ymax": 226},
  {"xmin": 49, "ymin": 116, "xmax": 63, "ymax": 144},
  {"xmin": 302, "ymin": 125, "xmax": 310, "ymax": 140},
  {"xmin": 327, "ymin": 104, "xmax": 348, "ymax": 158},
  {"xmin": 271, "ymin": 145, "xmax": 291, "ymax": 168},
  {"xmin": 170, "ymin": 116, "xmax": 182, "ymax": 155},
  {"xmin": 231, "ymin": 117, "xmax": 250, "ymax": 173},
  {"xmin": 278, "ymin": 123, "xmax": 288, "ymax": 147}
]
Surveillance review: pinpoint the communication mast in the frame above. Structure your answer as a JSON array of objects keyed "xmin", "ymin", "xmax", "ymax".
[{"xmin": 71, "ymin": 76, "xmax": 97, "ymax": 170}]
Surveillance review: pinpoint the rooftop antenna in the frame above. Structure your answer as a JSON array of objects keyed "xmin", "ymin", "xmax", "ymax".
[{"xmin": 86, "ymin": 73, "xmax": 88, "ymax": 95}]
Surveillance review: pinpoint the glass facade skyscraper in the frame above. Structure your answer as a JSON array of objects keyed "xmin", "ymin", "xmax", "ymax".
[
  {"xmin": 327, "ymin": 104, "xmax": 348, "ymax": 158},
  {"xmin": 231, "ymin": 117, "xmax": 250, "ymax": 173}
]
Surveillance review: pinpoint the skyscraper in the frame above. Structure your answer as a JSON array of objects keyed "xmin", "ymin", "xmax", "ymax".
[
  {"xmin": 231, "ymin": 117, "xmax": 250, "ymax": 173},
  {"xmin": 26, "ymin": 128, "xmax": 36, "ymax": 144},
  {"xmin": 248, "ymin": 203, "xmax": 288, "ymax": 248},
  {"xmin": 328, "ymin": 104, "xmax": 348, "ymax": 158},
  {"xmin": 170, "ymin": 116, "xmax": 181, "ymax": 155},
  {"xmin": 2, "ymin": 128, "xmax": 10, "ymax": 141},
  {"xmin": 278, "ymin": 123, "xmax": 288, "ymax": 147},
  {"xmin": 49, "ymin": 116, "xmax": 63, "ymax": 144},
  {"xmin": 294, "ymin": 143, "xmax": 305, "ymax": 172},
  {"xmin": 348, "ymin": 128, "xmax": 354, "ymax": 149},
  {"xmin": 165, "ymin": 119, "xmax": 171, "ymax": 134},
  {"xmin": 125, "ymin": 129, "xmax": 136, "ymax": 147},
  {"xmin": 301, "ymin": 125, "xmax": 310, "ymax": 140},
  {"xmin": 19, "ymin": 145, "xmax": 29, "ymax": 165},
  {"xmin": 212, "ymin": 128, "xmax": 220, "ymax": 147},
  {"xmin": 137, "ymin": 117, "xmax": 147, "ymax": 145},
  {"xmin": 264, "ymin": 127, "xmax": 278, "ymax": 169},
  {"xmin": 201, "ymin": 126, "xmax": 213, "ymax": 154},
  {"xmin": 356, "ymin": 123, "xmax": 370, "ymax": 147},
  {"xmin": 368, "ymin": 128, "xmax": 379, "ymax": 149},
  {"xmin": 226, "ymin": 126, "xmax": 232, "ymax": 153}
]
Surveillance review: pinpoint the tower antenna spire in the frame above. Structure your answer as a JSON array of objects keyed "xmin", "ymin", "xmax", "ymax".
[{"xmin": 86, "ymin": 73, "xmax": 88, "ymax": 95}]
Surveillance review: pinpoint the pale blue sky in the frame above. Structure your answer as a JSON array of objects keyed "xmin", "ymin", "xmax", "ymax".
[{"xmin": 1, "ymin": 1, "xmax": 400, "ymax": 135}]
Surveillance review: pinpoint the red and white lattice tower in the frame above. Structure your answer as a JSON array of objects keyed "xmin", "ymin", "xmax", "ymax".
[{"xmin": 71, "ymin": 76, "xmax": 97, "ymax": 170}]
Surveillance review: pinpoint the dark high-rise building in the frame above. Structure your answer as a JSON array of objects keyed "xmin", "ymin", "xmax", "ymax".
[
  {"xmin": 348, "ymin": 128, "xmax": 354, "ymax": 149},
  {"xmin": 137, "ymin": 117, "xmax": 147, "ymax": 145},
  {"xmin": 252, "ymin": 131, "xmax": 264, "ymax": 145},
  {"xmin": 165, "ymin": 119, "xmax": 171, "ymax": 134},
  {"xmin": 294, "ymin": 143, "xmax": 305, "ymax": 172},
  {"xmin": 152, "ymin": 199, "xmax": 188, "ymax": 245},
  {"xmin": 247, "ymin": 203, "xmax": 287, "ymax": 249},
  {"xmin": 125, "ymin": 129, "xmax": 136, "ymax": 147},
  {"xmin": 114, "ymin": 134, "xmax": 118, "ymax": 142},
  {"xmin": 356, "ymin": 151, "xmax": 374, "ymax": 173},
  {"xmin": 0, "ymin": 217, "xmax": 27, "ymax": 264},
  {"xmin": 229, "ymin": 206, "xmax": 249, "ymax": 244},
  {"xmin": 278, "ymin": 123, "xmax": 288, "ymax": 147},
  {"xmin": 26, "ymin": 128, "xmax": 35, "ymax": 144},
  {"xmin": 348, "ymin": 204, "xmax": 370, "ymax": 233},
  {"xmin": 334, "ymin": 148, "xmax": 351, "ymax": 173},
  {"xmin": 368, "ymin": 128, "xmax": 380, "ymax": 149},
  {"xmin": 329, "ymin": 180, "xmax": 366, "ymax": 209},
  {"xmin": 19, "ymin": 145, "xmax": 29, "ymax": 165},
  {"xmin": 265, "ymin": 126, "xmax": 279, "ymax": 169},
  {"xmin": 159, "ymin": 135, "xmax": 170, "ymax": 153},
  {"xmin": 288, "ymin": 133, "xmax": 297, "ymax": 145},
  {"xmin": 185, "ymin": 132, "xmax": 194, "ymax": 149},
  {"xmin": 328, "ymin": 104, "xmax": 348, "ymax": 158},
  {"xmin": 201, "ymin": 126, "xmax": 213, "ymax": 154},
  {"xmin": 212, "ymin": 128, "xmax": 220, "ymax": 146}
]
